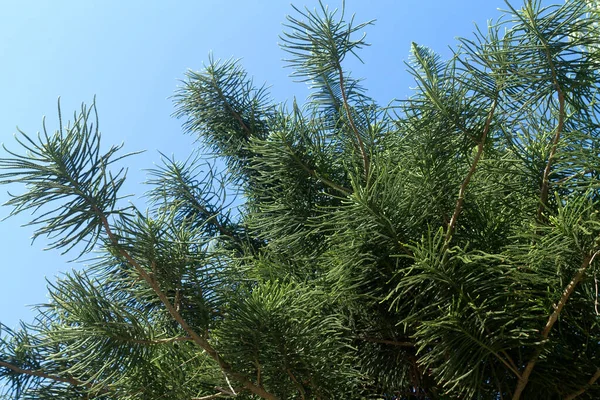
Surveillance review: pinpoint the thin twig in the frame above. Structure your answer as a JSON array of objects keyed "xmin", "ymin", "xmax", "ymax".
[
  {"xmin": 500, "ymin": 349, "xmax": 520, "ymax": 379},
  {"xmin": 564, "ymin": 369, "xmax": 600, "ymax": 400},
  {"xmin": 254, "ymin": 358, "xmax": 262, "ymax": 387},
  {"xmin": 127, "ymin": 336, "xmax": 193, "ymax": 345},
  {"xmin": 537, "ymin": 90, "xmax": 565, "ymax": 222},
  {"xmin": 556, "ymin": 169, "xmax": 591, "ymax": 185},
  {"xmin": 222, "ymin": 370, "xmax": 237, "ymax": 396},
  {"xmin": 444, "ymin": 99, "xmax": 497, "ymax": 245},
  {"xmin": 173, "ymin": 168, "xmax": 239, "ymax": 239},
  {"xmin": 595, "ymin": 274, "xmax": 599, "ymax": 316},
  {"xmin": 336, "ymin": 63, "xmax": 370, "ymax": 181},
  {"xmin": 192, "ymin": 387, "xmax": 243, "ymax": 400},
  {"xmin": 359, "ymin": 337, "xmax": 415, "ymax": 347},
  {"xmin": 191, "ymin": 394, "xmax": 227, "ymax": 400},
  {"xmin": 512, "ymin": 251, "xmax": 599, "ymax": 400},
  {"xmin": 284, "ymin": 140, "xmax": 352, "ymax": 195},
  {"xmin": 0, "ymin": 360, "xmax": 108, "ymax": 393},
  {"xmin": 210, "ymin": 75, "xmax": 252, "ymax": 136},
  {"xmin": 286, "ymin": 368, "xmax": 306, "ymax": 400},
  {"xmin": 535, "ymin": 15, "xmax": 566, "ymax": 222}
]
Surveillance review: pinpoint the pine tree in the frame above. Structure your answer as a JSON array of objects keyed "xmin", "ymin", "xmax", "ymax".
[{"xmin": 2, "ymin": 1, "xmax": 600, "ymax": 398}]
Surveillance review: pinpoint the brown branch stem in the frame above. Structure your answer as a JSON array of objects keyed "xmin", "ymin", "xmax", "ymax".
[
  {"xmin": 192, "ymin": 387, "xmax": 243, "ymax": 400},
  {"xmin": 95, "ymin": 210, "xmax": 278, "ymax": 400},
  {"xmin": 511, "ymin": 14, "xmax": 572, "ymax": 398},
  {"xmin": 188, "ymin": 196, "xmax": 237, "ymax": 239},
  {"xmin": 536, "ymin": 29, "xmax": 566, "ymax": 222},
  {"xmin": 255, "ymin": 358, "xmax": 262, "ymax": 387},
  {"xmin": 127, "ymin": 336, "xmax": 193, "ymax": 345},
  {"xmin": 537, "ymin": 89, "xmax": 565, "ymax": 222},
  {"xmin": 359, "ymin": 337, "xmax": 415, "ymax": 347},
  {"xmin": 336, "ymin": 64, "xmax": 370, "ymax": 180},
  {"xmin": 444, "ymin": 99, "xmax": 497, "ymax": 245},
  {"xmin": 211, "ymin": 76, "xmax": 251, "ymax": 136},
  {"xmin": 0, "ymin": 360, "xmax": 107, "ymax": 393},
  {"xmin": 564, "ymin": 369, "xmax": 600, "ymax": 400},
  {"xmin": 512, "ymin": 252, "xmax": 599, "ymax": 400},
  {"xmin": 191, "ymin": 394, "xmax": 228, "ymax": 400},
  {"xmin": 286, "ymin": 368, "xmax": 306, "ymax": 400},
  {"xmin": 172, "ymin": 169, "xmax": 238, "ymax": 239},
  {"xmin": 500, "ymin": 349, "xmax": 520, "ymax": 379},
  {"xmin": 192, "ymin": 386, "xmax": 242, "ymax": 399},
  {"xmin": 285, "ymin": 141, "xmax": 352, "ymax": 195}
]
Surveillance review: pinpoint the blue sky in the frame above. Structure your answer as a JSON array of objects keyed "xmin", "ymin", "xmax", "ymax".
[{"xmin": 0, "ymin": 0, "xmax": 524, "ymax": 329}]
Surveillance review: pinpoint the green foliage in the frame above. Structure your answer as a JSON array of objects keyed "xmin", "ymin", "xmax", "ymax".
[
  {"xmin": 0, "ymin": 100, "xmax": 139, "ymax": 255},
  {"xmin": 3, "ymin": 1, "xmax": 600, "ymax": 399}
]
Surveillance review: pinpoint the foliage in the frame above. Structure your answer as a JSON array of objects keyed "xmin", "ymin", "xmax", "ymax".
[{"xmin": 2, "ymin": 1, "xmax": 600, "ymax": 399}]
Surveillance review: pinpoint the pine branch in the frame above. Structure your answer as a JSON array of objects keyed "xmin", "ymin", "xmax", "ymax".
[
  {"xmin": 0, "ymin": 360, "xmax": 108, "ymax": 394},
  {"xmin": 280, "ymin": 1, "xmax": 372, "ymax": 182},
  {"xmin": 512, "ymin": 251, "xmax": 600, "ymax": 400},
  {"xmin": 0, "ymin": 103, "xmax": 277, "ymax": 399},
  {"xmin": 503, "ymin": 0, "xmax": 568, "ymax": 222},
  {"xmin": 95, "ymin": 210, "xmax": 279, "ymax": 400},
  {"xmin": 3, "ymin": 2, "xmax": 600, "ymax": 398}
]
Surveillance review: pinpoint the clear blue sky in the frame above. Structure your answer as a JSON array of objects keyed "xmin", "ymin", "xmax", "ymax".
[{"xmin": 0, "ymin": 1, "xmax": 528, "ymax": 329}]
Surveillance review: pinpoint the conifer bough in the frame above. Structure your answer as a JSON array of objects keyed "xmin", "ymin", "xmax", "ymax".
[{"xmin": 2, "ymin": 1, "xmax": 600, "ymax": 399}]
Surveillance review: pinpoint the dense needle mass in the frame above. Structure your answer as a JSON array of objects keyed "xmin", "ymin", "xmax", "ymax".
[{"xmin": 2, "ymin": 1, "xmax": 600, "ymax": 399}]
